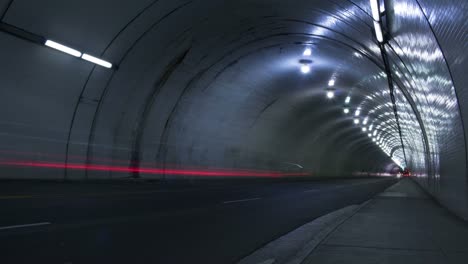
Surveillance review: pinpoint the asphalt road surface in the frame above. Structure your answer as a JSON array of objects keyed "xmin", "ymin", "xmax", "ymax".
[{"xmin": 0, "ymin": 177, "xmax": 397, "ymax": 263}]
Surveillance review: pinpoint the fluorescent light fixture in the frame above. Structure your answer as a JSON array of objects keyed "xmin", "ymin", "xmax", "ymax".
[
  {"xmin": 45, "ymin": 40, "xmax": 81, "ymax": 57},
  {"xmin": 362, "ymin": 127, "xmax": 367, "ymax": 132},
  {"xmin": 372, "ymin": 138, "xmax": 376, "ymax": 142},
  {"xmin": 355, "ymin": 109, "xmax": 361, "ymax": 116},
  {"xmin": 81, "ymin": 53, "xmax": 113, "ymax": 68},
  {"xmin": 373, "ymin": 21, "xmax": 384, "ymax": 43},
  {"xmin": 303, "ymin": 48, "xmax": 312, "ymax": 56},
  {"xmin": 363, "ymin": 117, "xmax": 368, "ymax": 125},
  {"xmin": 344, "ymin": 108, "xmax": 350, "ymax": 114},
  {"xmin": 345, "ymin": 96, "xmax": 351, "ymax": 104},
  {"xmin": 370, "ymin": 0, "xmax": 381, "ymax": 21},
  {"xmin": 354, "ymin": 119, "xmax": 360, "ymax": 124},
  {"xmin": 369, "ymin": 124, "xmax": 373, "ymax": 131},
  {"xmin": 373, "ymin": 130, "xmax": 378, "ymax": 136},
  {"xmin": 326, "ymin": 91, "xmax": 335, "ymax": 99},
  {"xmin": 300, "ymin": 64, "xmax": 311, "ymax": 74},
  {"xmin": 328, "ymin": 79, "xmax": 335, "ymax": 87},
  {"xmin": 368, "ymin": 133, "xmax": 372, "ymax": 137}
]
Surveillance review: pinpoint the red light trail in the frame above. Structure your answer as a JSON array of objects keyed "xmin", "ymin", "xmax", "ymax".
[{"xmin": 0, "ymin": 161, "xmax": 309, "ymax": 178}]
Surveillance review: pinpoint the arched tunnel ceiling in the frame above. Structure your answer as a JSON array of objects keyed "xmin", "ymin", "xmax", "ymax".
[{"xmin": 0, "ymin": 0, "xmax": 467, "ymax": 216}]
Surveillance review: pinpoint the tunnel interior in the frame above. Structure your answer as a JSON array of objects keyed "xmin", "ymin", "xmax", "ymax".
[{"xmin": 0, "ymin": 0, "xmax": 467, "ymax": 219}]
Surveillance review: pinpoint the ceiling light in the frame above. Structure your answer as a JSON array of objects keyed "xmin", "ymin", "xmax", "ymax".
[
  {"xmin": 373, "ymin": 130, "xmax": 378, "ymax": 136},
  {"xmin": 81, "ymin": 53, "xmax": 113, "ymax": 68},
  {"xmin": 370, "ymin": 0, "xmax": 381, "ymax": 21},
  {"xmin": 368, "ymin": 133, "xmax": 372, "ymax": 137},
  {"xmin": 303, "ymin": 48, "xmax": 312, "ymax": 56},
  {"xmin": 380, "ymin": 1, "xmax": 386, "ymax": 12},
  {"xmin": 344, "ymin": 108, "xmax": 350, "ymax": 114},
  {"xmin": 326, "ymin": 90, "xmax": 335, "ymax": 99},
  {"xmin": 354, "ymin": 119, "xmax": 360, "ymax": 124},
  {"xmin": 345, "ymin": 96, "xmax": 351, "ymax": 104},
  {"xmin": 328, "ymin": 79, "xmax": 335, "ymax": 87},
  {"xmin": 300, "ymin": 64, "xmax": 311, "ymax": 74},
  {"xmin": 355, "ymin": 109, "xmax": 361, "ymax": 116},
  {"xmin": 363, "ymin": 117, "xmax": 368, "ymax": 125},
  {"xmin": 45, "ymin": 40, "xmax": 81, "ymax": 57},
  {"xmin": 362, "ymin": 127, "xmax": 367, "ymax": 132},
  {"xmin": 373, "ymin": 21, "xmax": 384, "ymax": 43}
]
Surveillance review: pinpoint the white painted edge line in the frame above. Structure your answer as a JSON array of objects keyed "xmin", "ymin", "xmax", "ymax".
[
  {"xmin": 237, "ymin": 205, "xmax": 361, "ymax": 264},
  {"xmin": 303, "ymin": 179, "xmax": 388, "ymax": 193},
  {"xmin": 238, "ymin": 180, "xmax": 398, "ymax": 264},
  {"xmin": 293, "ymin": 182, "xmax": 402, "ymax": 264},
  {"xmin": 223, "ymin": 197, "xmax": 261, "ymax": 204},
  {"xmin": 286, "ymin": 205, "xmax": 363, "ymax": 264},
  {"xmin": 0, "ymin": 222, "xmax": 51, "ymax": 231}
]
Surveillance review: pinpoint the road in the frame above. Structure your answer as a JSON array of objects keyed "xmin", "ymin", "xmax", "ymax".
[{"xmin": 0, "ymin": 177, "xmax": 397, "ymax": 263}]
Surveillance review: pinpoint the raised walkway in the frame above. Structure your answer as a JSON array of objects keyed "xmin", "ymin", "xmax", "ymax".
[
  {"xmin": 304, "ymin": 178, "xmax": 468, "ymax": 264},
  {"xmin": 239, "ymin": 178, "xmax": 468, "ymax": 264}
]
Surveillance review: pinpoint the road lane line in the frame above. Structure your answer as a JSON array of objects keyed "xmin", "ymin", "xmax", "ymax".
[
  {"xmin": 223, "ymin": 197, "xmax": 261, "ymax": 204},
  {"xmin": 303, "ymin": 189, "xmax": 319, "ymax": 193},
  {"xmin": 0, "ymin": 222, "xmax": 51, "ymax": 230},
  {"xmin": 335, "ymin": 179, "xmax": 387, "ymax": 188},
  {"xmin": 303, "ymin": 179, "xmax": 389, "ymax": 193}
]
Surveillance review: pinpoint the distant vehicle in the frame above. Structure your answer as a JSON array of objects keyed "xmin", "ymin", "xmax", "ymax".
[{"xmin": 402, "ymin": 168, "xmax": 411, "ymax": 177}]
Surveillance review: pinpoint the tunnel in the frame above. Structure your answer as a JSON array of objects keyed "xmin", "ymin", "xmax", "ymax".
[{"xmin": 0, "ymin": 0, "xmax": 467, "ymax": 263}]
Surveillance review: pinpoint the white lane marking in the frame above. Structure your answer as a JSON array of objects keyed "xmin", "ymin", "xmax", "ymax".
[
  {"xmin": 335, "ymin": 179, "xmax": 386, "ymax": 188},
  {"xmin": 0, "ymin": 222, "xmax": 51, "ymax": 231},
  {"xmin": 257, "ymin": 259, "xmax": 275, "ymax": 264},
  {"xmin": 303, "ymin": 179, "xmax": 388, "ymax": 193},
  {"xmin": 223, "ymin": 197, "xmax": 261, "ymax": 204}
]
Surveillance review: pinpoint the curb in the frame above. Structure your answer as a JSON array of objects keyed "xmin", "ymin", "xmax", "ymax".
[
  {"xmin": 237, "ymin": 204, "xmax": 363, "ymax": 264},
  {"xmin": 238, "ymin": 179, "xmax": 400, "ymax": 264}
]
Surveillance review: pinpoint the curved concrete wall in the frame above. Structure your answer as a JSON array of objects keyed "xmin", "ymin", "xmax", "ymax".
[
  {"xmin": 385, "ymin": 0, "xmax": 468, "ymax": 219},
  {"xmin": 0, "ymin": 0, "xmax": 466, "ymax": 217}
]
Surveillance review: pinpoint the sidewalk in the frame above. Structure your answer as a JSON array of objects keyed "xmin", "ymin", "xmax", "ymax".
[{"xmin": 303, "ymin": 178, "xmax": 468, "ymax": 264}]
